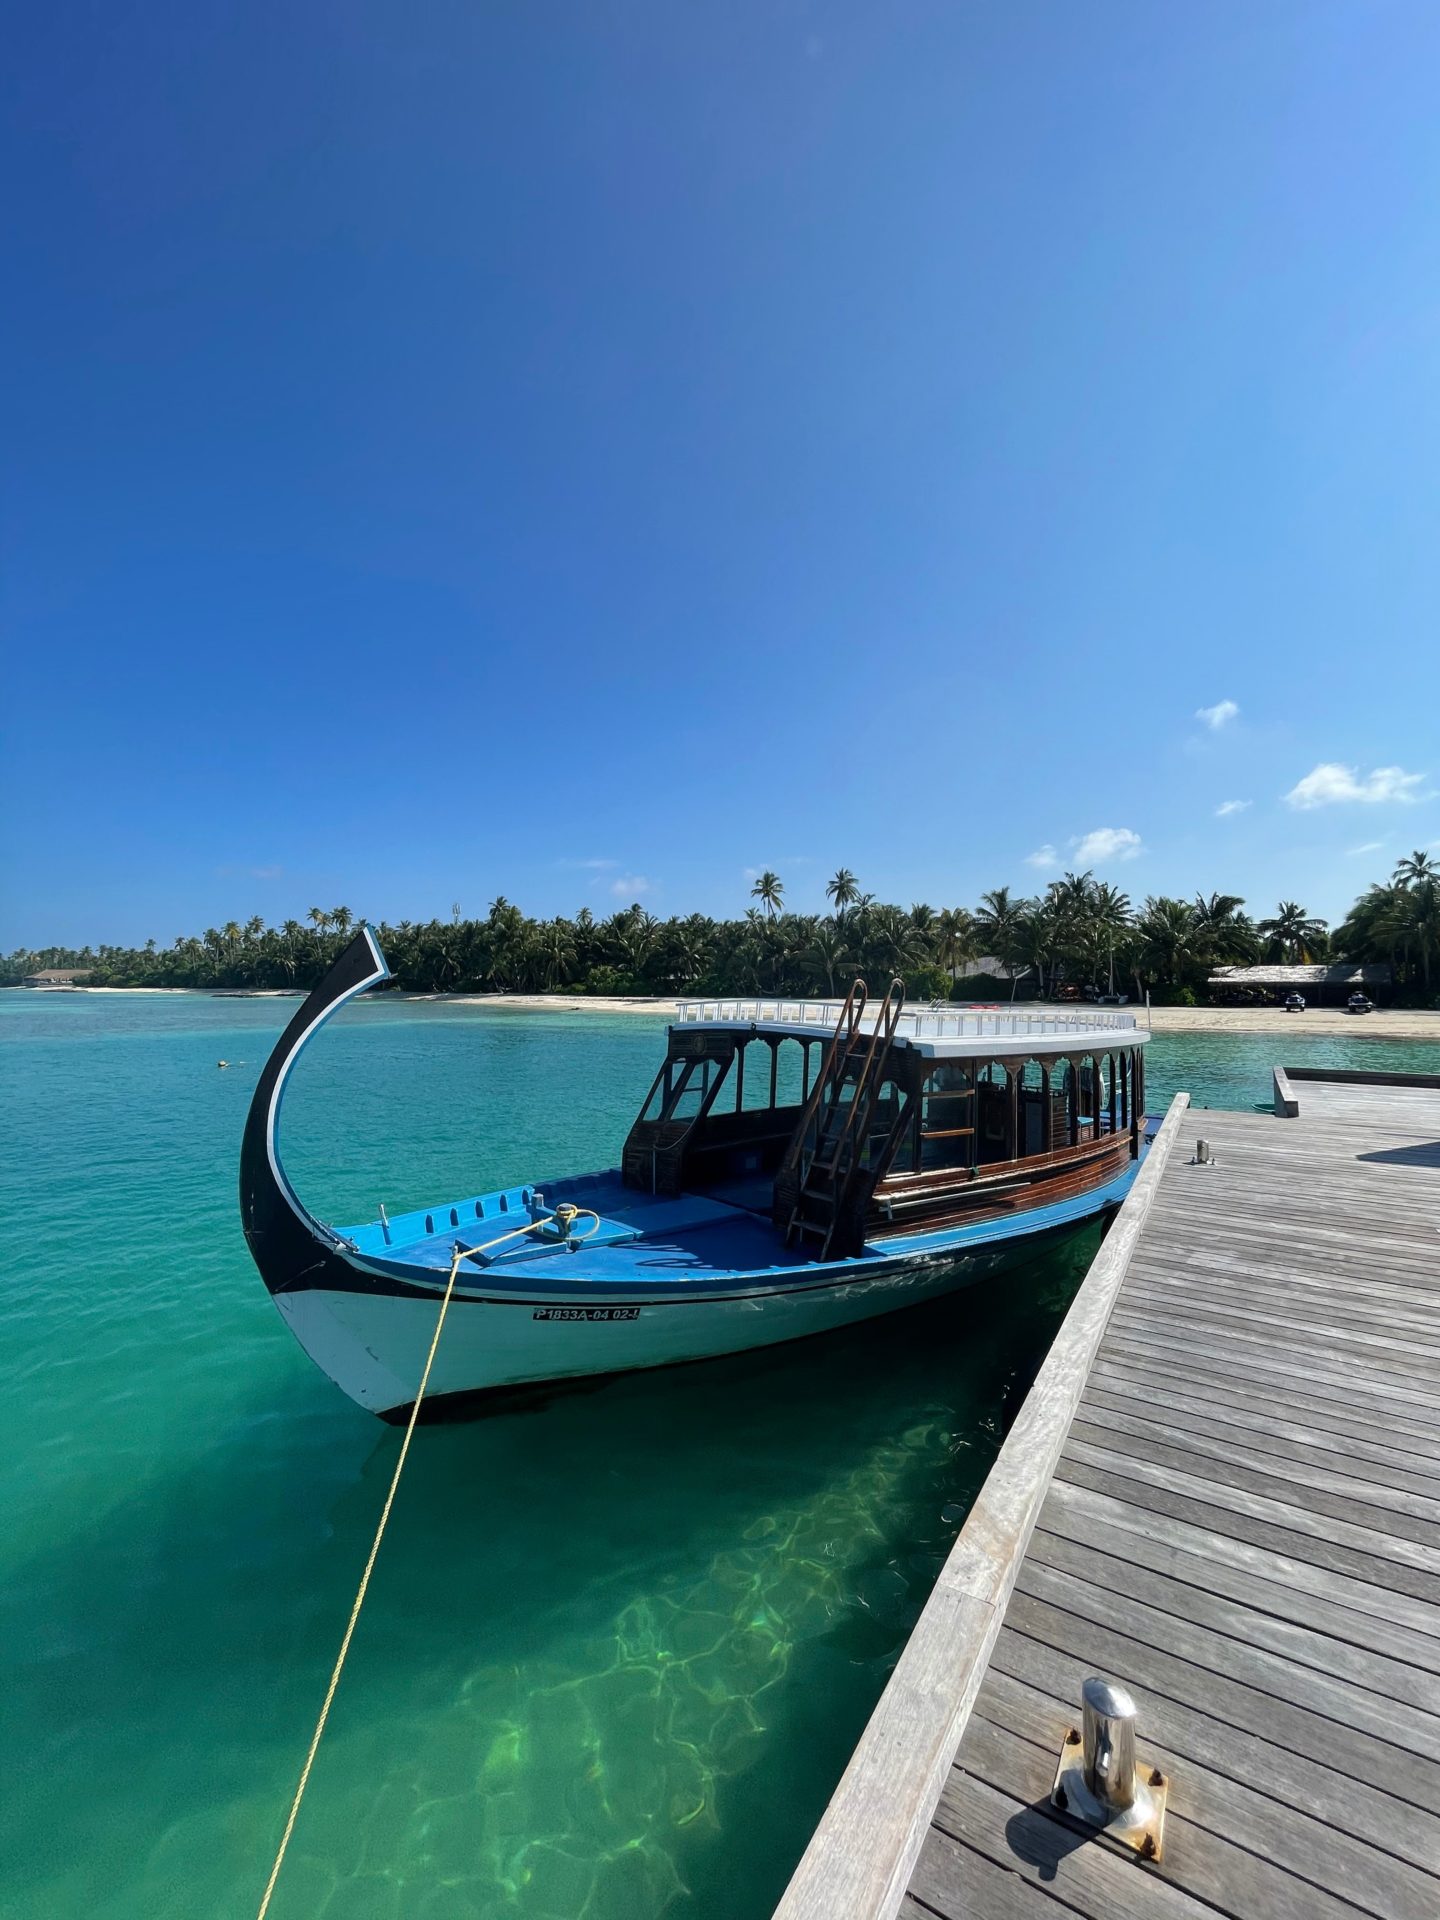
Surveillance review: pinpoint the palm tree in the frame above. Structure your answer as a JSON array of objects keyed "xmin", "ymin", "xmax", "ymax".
[
  {"xmin": 1135, "ymin": 897, "xmax": 1201, "ymax": 988},
  {"xmin": 805, "ymin": 922, "xmax": 850, "ymax": 996},
  {"xmin": 275, "ymin": 919, "xmax": 304, "ymax": 984},
  {"xmin": 973, "ymin": 886, "xmax": 1027, "ymax": 999},
  {"xmin": 1049, "ymin": 871, "xmax": 1095, "ymax": 918},
  {"xmin": 486, "ymin": 896, "xmax": 526, "ymax": 988},
  {"xmin": 1192, "ymin": 891, "xmax": 1255, "ymax": 968},
  {"xmin": 330, "ymin": 906, "xmax": 354, "ymax": 936},
  {"xmin": 1402, "ymin": 880, "xmax": 1439, "ymax": 994},
  {"xmin": 751, "ymin": 870, "xmax": 784, "ymax": 920},
  {"xmin": 1013, "ymin": 901, "xmax": 1060, "ymax": 999},
  {"xmin": 826, "ymin": 868, "xmax": 860, "ymax": 915},
  {"xmin": 1085, "ymin": 883, "xmax": 1134, "ymax": 993},
  {"xmin": 536, "ymin": 921, "xmax": 577, "ymax": 989},
  {"xmin": 1348, "ymin": 867, "xmax": 1439, "ymax": 995},
  {"xmin": 934, "ymin": 907, "xmax": 977, "ymax": 980},
  {"xmin": 857, "ymin": 904, "xmax": 925, "ymax": 980},
  {"xmin": 1258, "ymin": 900, "xmax": 1328, "ymax": 963},
  {"xmin": 1394, "ymin": 850, "xmax": 1438, "ymax": 887},
  {"xmin": 664, "ymin": 914, "xmax": 715, "ymax": 989}
]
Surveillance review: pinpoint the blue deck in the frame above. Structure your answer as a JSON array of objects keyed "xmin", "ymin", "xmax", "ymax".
[
  {"xmin": 340, "ymin": 1158, "xmax": 1141, "ymax": 1297},
  {"xmin": 345, "ymin": 1170, "xmax": 817, "ymax": 1280}
]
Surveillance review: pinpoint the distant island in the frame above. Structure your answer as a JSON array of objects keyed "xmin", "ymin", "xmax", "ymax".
[{"xmin": 5, "ymin": 857, "xmax": 1436, "ymax": 1007}]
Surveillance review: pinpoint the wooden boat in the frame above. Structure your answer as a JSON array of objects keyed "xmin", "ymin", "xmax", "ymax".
[{"xmin": 240, "ymin": 929, "xmax": 1151, "ymax": 1419}]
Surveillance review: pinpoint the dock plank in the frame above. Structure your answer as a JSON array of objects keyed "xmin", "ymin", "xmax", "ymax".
[
  {"xmin": 974, "ymin": 1669, "xmax": 1440, "ymax": 1920},
  {"xmin": 776, "ymin": 1075, "xmax": 1440, "ymax": 1919},
  {"xmin": 908, "ymin": 1076, "xmax": 1440, "ymax": 1917}
]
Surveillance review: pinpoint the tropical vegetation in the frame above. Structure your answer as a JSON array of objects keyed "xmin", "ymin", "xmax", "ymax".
[{"xmin": 6, "ymin": 855, "xmax": 1437, "ymax": 1004}]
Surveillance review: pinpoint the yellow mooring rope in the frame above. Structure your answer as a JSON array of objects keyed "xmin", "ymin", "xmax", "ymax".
[{"xmin": 256, "ymin": 1204, "xmax": 598, "ymax": 1918}]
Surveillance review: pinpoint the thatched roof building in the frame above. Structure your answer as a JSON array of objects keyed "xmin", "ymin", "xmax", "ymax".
[{"xmin": 1209, "ymin": 963, "xmax": 1391, "ymax": 1003}]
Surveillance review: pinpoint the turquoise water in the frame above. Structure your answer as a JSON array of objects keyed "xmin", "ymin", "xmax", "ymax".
[{"xmin": 3, "ymin": 994, "xmax": 1435, "ymax": 1920}]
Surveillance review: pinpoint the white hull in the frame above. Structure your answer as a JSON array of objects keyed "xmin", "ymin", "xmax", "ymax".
[{"xmin": 273, "ymin": 1240, "xmax": 1041, "ymax": 1417}]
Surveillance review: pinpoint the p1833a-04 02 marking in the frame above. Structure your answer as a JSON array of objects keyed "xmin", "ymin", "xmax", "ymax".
[{"xmin": 532, "ymin": 1306, "xmax": 641, "ymax": 1322}]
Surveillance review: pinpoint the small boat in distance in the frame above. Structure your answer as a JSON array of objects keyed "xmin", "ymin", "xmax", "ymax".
[{"xmin": 240, "ymin": 930, "xmax": 1151, "ymax": 1420}]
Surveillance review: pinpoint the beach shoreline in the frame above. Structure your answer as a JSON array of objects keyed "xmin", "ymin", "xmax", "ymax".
[
  {"xmin": 416, "ymin": 991, "xmax": 1440, "ymax": 1040},
  {"xmin": 8, "ymin": 985, "xmax": 1437, "ymax": 1040}
]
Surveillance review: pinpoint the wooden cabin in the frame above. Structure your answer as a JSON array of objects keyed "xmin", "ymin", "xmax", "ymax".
[{"xmin": 622, "ymin": 985, "xmax": 1148, "ymax": 1259}]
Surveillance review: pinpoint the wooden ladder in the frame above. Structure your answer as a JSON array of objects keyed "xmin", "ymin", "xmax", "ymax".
[{"xmin": 785, "ymin": 977, "xmax": 905, "ymax": 1257}]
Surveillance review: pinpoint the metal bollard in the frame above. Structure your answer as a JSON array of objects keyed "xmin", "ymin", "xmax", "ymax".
[
  {"xmin": 1194, "ymin": 1137, "xmax": 1213, "ymax": 1165},
  {"xmin": 1052, "ymin": 1675, "xmax": 1167, "ymax": 1859},
  {"xmin": 1083, "ymin": 1677, "xmax": 1140, "ymax": 1808}
]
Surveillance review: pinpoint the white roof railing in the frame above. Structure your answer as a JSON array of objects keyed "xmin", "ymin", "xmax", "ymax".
[{"xmin": 673, "ymin": 997, "xmax": 1140, "ymax": 1041}]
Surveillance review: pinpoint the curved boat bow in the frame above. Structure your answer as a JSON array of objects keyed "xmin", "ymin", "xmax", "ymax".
[{"xmin": 240, "ymin": 927, "xmax": 391, "ymax": 1296}]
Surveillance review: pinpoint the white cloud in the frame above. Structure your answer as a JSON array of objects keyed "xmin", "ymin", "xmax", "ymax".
[
  {"xmin": 1283, "ymin": 763, "xmax": 1428, "ymax": 809},
  {"xmin": 610, "ymin": 873, "xmax": 652, "ymax": 898},
  {"xmin": 1346, "ymin": 841, "xmax": 1385, "ymax": 857},
  {"xmin": 1070, "ymin": 827, "xmax": 1143, "ymax": 865},
  {"xmin": 1024, "ymin": 844, "xmax": 1059, "ymax": 871},
  {"xmin": 1214, "ymin": 799, "xmax": 1251, "ymax": 818},
  {"xmin": 1196, "ymin": 699, "xmax": 1239, "ymax": 730}
]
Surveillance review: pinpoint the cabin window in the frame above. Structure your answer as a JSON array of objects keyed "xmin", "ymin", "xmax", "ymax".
[
  {"xmin": 1018, "ymin": 1059, "xmax": 1046, "ymax": 1157},
  {"xmin": 1075, "ymin": 1056, "xmax": 1100, "ymax": 1138},
  {"xmin": 735, "ymin": 1036, "xmax": 808, "ymax": 1113},
  {"xmin": 863, "ymin": 1075, "xmax": 909, "ymax": 1171},
  {"xmin": 773, "ymin": 1037, "xmax": 807, "ymax": 1109},
  {"xmin": 636, "ymin": 1052, "xmax": 732, "ymax": 1127},
  {"xmin": 976, "ymin": 1062, "xmax": 1012, "ymax": 1165},
  {"xmin": 668, "ymin": 1055, "xmax": 730, "ymax": 1121},
  {"xmin": 919, "ymin": 1062, "xmax": 974, "ymax": 1171},
  {"xmin": 737, "ymin": 1038, "xmax": 770, "ymax": 1111}
]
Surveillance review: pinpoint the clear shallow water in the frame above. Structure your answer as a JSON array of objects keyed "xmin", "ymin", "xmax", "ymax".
[{"xmin": 3, "ymin": 995, "xmax": 1435, "ymax": 1919}]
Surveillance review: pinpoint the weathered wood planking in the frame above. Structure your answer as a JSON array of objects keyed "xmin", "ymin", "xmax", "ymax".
[
  {"xmin": 770, "ymin": 1070, "xmax": 1440, "ymax": 1919},
  {"xmin": 903, "ymin": 1072, "xmax": 1440, "ymax": 1918},
  {"xmin": 767, "ymin": 1094, "xmax": 1194, "ymax": 1920}
]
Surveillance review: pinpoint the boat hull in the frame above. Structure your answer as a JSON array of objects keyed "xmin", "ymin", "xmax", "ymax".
[{"xmin": 270, "ymin": 1201, "xmax": 1120, "ymax": 1420}]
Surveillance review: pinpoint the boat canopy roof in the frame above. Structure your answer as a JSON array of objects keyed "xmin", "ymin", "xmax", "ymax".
[{"xmin": 672, "ymin": 997, "xmax": 1148, "ymax": 1059}]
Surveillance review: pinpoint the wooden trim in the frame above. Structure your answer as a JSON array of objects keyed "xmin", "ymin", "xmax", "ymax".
[
  {"xmin": 876, "ymin": 1126, "xmax": 1123, "ymax": 1202},
  {"xmin": 872, "ymin": 1142, "xmax": 1133, "ymax": 1236},
  {"xmin": 768, "ymin": 1093, "xmax": 1191, "ymax": 1920}
]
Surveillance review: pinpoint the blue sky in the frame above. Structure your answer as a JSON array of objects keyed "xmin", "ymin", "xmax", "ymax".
[{"xmin": 4, "ymin": 1, "xmax": 1438, "ymax": 948}]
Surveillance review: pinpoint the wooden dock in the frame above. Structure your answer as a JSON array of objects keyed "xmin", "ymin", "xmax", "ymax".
[{"xmin": 775, "ymin": 1071, "xmax": 1440, "ymax": 1920}]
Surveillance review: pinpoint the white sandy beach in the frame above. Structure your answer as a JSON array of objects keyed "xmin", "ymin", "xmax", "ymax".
[
  {"xmin": 1142, "ymin": 1003, "xmax": 1440, "ymax": 1041},
  {"xmin": 9, "ymin": 985, "xmax": 1436, "ymax": 1042}
]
